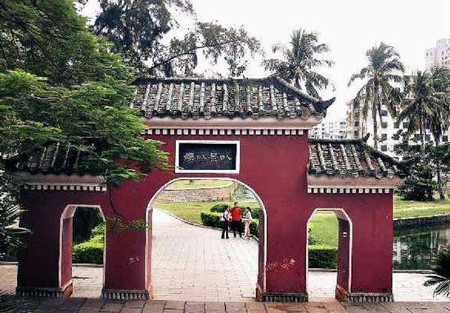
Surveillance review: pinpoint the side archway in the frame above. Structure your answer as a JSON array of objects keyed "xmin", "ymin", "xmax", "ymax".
[
  {"xmin": 59, "ymin": 204, "xmax": 106, "ymax": 296},
  {"xmin": 306, "ymin": 208, "xmax": 353, "ymax": 301}
]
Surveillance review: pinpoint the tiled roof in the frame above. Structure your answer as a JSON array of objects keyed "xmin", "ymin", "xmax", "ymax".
[
  {"xmin": 5, "ymin": 143, "xmax": 95, "ymax": 175},
  {"xmin": 308, "ymin": 136, "xmax": 409, "ymax": 179},
  {"xmin": 131, "ymin": 76, "xmax": 335, "ymax": 120}
]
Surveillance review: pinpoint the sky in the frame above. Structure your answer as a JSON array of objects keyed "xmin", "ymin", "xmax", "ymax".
[{"xmin": 82, "ymin": 0, "xmax": 450, "ymax": 121}]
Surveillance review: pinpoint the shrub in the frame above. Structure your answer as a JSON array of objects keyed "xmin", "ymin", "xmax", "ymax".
[
  {"xmin": 210, "ymin": 204, "xmax": 229, "ymax": 213},
  {"xmin": 73, "ymin": 241, "xmax": 104, "ymax": 264},
  {"xmin": 200, "ymin": 212, "xmax": 259, "ymax": 237},
  {"xmin": 308, "ymin": 245, "xmax": 337, "ymax": 269},
  {"xmin": 91, "ymin": 223, "xmax": 105, "ymax": 242}
]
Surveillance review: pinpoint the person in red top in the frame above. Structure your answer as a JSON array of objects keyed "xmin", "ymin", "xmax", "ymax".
[{"xmin": 230, "ymin": 201, "xmax": 243, "ymax": 238}]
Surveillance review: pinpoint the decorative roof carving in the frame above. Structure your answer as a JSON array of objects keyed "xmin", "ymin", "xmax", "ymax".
[{"xmin": 131, "ymin": 76, "xmax": 335, "ymax": 120}]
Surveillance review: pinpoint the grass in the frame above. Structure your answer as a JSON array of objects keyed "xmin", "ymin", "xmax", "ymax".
[
  {"xmin": 167, "ymin": 179, "xmax": 232, "ymax": 190},
  {"xmin": 393, "ymin": 196, "xmax": 450, "ymax": 219},
  {"xmin": 155, "ymin": 195, "xmax": 450, "ymax": 249},
  {"xmin": 154, "ymin": 201, "xmax": 261, "ymax": 225}
]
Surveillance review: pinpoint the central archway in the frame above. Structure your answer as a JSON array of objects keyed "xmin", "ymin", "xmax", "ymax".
[{"xmin": 144, "ymin": 177, "xmax": 268, "ymax": 300}]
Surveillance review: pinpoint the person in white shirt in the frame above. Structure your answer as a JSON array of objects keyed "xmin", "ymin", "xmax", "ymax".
[{"xmin": 244, "ymin": 207, "xmax": 253, "ymax": 239}]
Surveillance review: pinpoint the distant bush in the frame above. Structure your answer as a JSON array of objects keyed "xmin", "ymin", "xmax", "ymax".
[
  {"xmin": 210, "ymin": 204, "xmax": 260, "ymax": 219},
  {"xmin": 210, "ymin": 204, "xmax": 229, "ymax": 213},
  {"xmin": 200, "ymin": 212, "xmax": 259, "ymax": 237},
  {"xmin": 73, "ymin": 241, "xmax": 103, "ymax": 264},
  {"xmin": 309, "ymin": 245, "xmax": 337, "ymax": 268}
]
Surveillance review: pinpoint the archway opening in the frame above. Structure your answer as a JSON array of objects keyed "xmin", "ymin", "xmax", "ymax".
[
  {"xmin": 306, "ymin": 209, "xmax": 352, "ymax": 302},
  {"xmin": 146, "ymin": 178, "xmax": 267, "ymax": 302},
  {"xmin": 60, "ymin": 205, "xmax": 105, "ymax": 298}
]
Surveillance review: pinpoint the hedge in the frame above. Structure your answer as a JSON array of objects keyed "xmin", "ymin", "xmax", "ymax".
[
  {"xmin": 73, "ymin": 241, "xmax": 104, "ymax": 264},
  {"xmin": 308, "ymin": 245, "xmax": 337, "ymax": 269},
  {"xmin": 210, "ymin": 204, "xmax": 261, "ymax": 219},
  {"xmin": 200, "ymin": 212, "xmax": 259, "ymax": 237}
]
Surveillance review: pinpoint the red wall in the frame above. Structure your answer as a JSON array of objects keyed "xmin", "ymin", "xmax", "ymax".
[{"xmin": 18, "ymin": 133, "xmax": 393, "ymax": 297}]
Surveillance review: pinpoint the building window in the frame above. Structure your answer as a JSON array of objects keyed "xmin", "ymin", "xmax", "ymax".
[
  {"xmin": 353, "ymin": 131, "xmax": 359, "ymax": 138},
  {"xmin": 414, "ymin": 134, "xmax": 420, "ymax": 140},
  {"xmin": 443, "ymin": 136, "xmax": 448, "ymax": 142},
  {"xmin": 393, "ymin": 134, "xmax": 400, "ymax": 140},
  {"xmin": 381, "ymin": 134, "xmax": 388, "ymax": 140},
  {"xmin": 381, "ymin": 122, "xmax": 388, "ymax": 129},
  {"xmin": 394, "ymin": 122, "xmax": 399, "ymax": 129},
  {"xmin": 425, "ymin": 134, "xmax": 431, "ymax": 141},
  {"xmin": 381, "ymin": 110, "xmax": 388, "ymax": 117},
  {"xmin": 354, "ymin": 121, "xmax": 360, "ymax": 127},
  {"xmin": 381, "ymin": 145, "xmax": 388, "ymax": 152},
  {"xmin": 403, "ymin": 122, "xmax": 409, "ymax": 129}
]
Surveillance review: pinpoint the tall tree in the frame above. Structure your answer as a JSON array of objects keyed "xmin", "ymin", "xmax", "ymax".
[
  {"xmin": 0, "ymin": 0, "xmax": 168, "ymax": 186},
  {"xmin": 397, "ymin": 68, "xmax": 450, "ymax": 200},
  {"xmin": 86, "ymin": 0, "xmax": 261, "ymax": 77},
  {"xmin": 262, "ymin": 28, "xmax": 333, "ymax": 99},
  {"xmin": 348, "ymin": 42, "xmax": 404, "ymax": 149},
  {"xmin": 429, "ymin": 67, "xmax": 450, "ymax": 199}
]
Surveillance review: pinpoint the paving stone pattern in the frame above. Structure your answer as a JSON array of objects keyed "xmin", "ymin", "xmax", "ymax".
[
  {"xmin": 10, "ymin": 298, "xmax": 450, "ymax": 313},
  {"xmin": 151, "ymin": 209, "xmax": 257, "ymax": 301}
]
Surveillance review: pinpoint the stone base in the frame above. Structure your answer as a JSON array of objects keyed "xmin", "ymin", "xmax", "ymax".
[
  {"xmin": 102, "ymin": 288, "xmax": 150, "ymax": 300},
  {"xmin": 256, "ymin": 287, "xmax": 308, "ymax": 302},
  {"xmin": 336, "ymin": 285, "xmax": 393, "ymax": 303},
  {"xmin": 16, "ymin": 283, "xmax": 73, "ymax": 298}
]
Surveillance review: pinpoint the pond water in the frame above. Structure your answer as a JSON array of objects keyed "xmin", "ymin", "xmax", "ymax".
[{"xmin": 393, "ymin": 224, "xmax": 450, "ymax": 270}]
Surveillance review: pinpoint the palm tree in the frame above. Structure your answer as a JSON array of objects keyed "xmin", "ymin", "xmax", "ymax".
[
  {"xmin": 262, "ymin": 28, "xmax": 333, "ymax": 99},
  {"xmin": 397, "ymin": 71, "xmax": 434, "ymax": 151},
  {"xmin": 424, "ymin": 246, "xmax": 450, "ymax": 298},
  {"xmin": 429, "ymin": 67, "xmax": 450, "ymax": 200},
  {"xmin": 348, "ymin": 43, "xmax": 404, "ymax": 149}
]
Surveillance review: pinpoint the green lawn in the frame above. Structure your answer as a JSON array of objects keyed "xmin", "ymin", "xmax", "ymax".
[
  {"xmin": 155, "ymin": 201, "xmax": 261, "ymax": 225},
  {"xmin": 156, "ymin": 196, "xmax": 450, "ymax": 249},
  {"xmin": 393, "ymin": 196, "xmax": 450, "ymax": 219},
  {"xmin": 167, "ymin": 179, "xmax": 232, "ymax": 190}
]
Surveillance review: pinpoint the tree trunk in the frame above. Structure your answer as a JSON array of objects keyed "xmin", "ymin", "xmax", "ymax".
[
  {"xmin": 372, "ymin": 104, "xmax": 378, "ymax": 149},
  {"xmin": 435, "ymin": 140, "xmax": 446, "ymax": 200}
]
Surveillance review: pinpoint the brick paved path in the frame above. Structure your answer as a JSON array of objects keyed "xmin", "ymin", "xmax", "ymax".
[
  {"xmin": 151, "ymin": 209, "xmax": 258, "ymax": 301},
  {"xmin": 11, "ymin": 298, "xmax": 450, "ymax": 312}
]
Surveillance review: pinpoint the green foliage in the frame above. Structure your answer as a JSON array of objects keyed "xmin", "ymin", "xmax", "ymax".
[
  {"xmin": 73, "ymin": 240, "xmax": 104, "ymax": 264},
  {"xmin": 200, "ymin": 212, "xmax": 259, "ymax": 237},
  {"xmin": 308, "ymin": 245, "xmax": 337, "ymax": 269},
  {"xmin": 0, "ymin": 0, "xmax": 169, "ymax": 187},
  {"xmin": 210, "ymin": 204, "xmax": 229, "ymax": 213},
  {"xmin": 424, "ymin": 246, "xmax": 450, "ymax": 298},
  {"xmin": 263, "ymin": 28, "xmax": 333, "ymax": 99},
  {"xmin": 348, "ymin": 42, "xmax": 404, "ymax": 149},
  {"xmin": 73, "ymin": 208, "xmax": 104, "ymax": 244},
  {"xmin": 88, "ymin": 0, "xmax": 261, "ymax": 76},
  {"xmin": 0, "ymin": 165, "xmax": 29, "ymax": 261},
  {"xmin": 397, "ymin": 161, "xmax": 435, "ymax": 201}
]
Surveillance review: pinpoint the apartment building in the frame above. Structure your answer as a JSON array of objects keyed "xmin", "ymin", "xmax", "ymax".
[
  {"xmin": 425, "ymin": 37, "xmax": 450, "ymax": 70},
  {"xmin": 310, "ymin": 119, "xmax": 348, "ymax": 140},
  {"xmin": 346, "ymin": 99, "xmax": 450, "ymax": 158}
]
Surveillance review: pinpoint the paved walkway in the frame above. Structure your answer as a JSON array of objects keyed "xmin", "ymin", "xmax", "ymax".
[
  {"xmin": 151, "ymin": 209, "xmax": 258, "ymax": 301},
  {"xmin": 8, "ymin": 298, "xmax": 450, "ymax": 312}
]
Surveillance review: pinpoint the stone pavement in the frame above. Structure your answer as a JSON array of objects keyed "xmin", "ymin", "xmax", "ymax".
[
  {"xmin": 10, "ymin": 298, "xmax": 450, "ymax": 313},
  {"xmin": 151, "ymin": 209, "xmax": 257, "ymax": 301}
]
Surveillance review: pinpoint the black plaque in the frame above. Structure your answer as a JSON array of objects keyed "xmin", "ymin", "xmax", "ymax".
[{"xmin": 178, "ymin": 142, "xmax": 238, "ymax": 171}]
